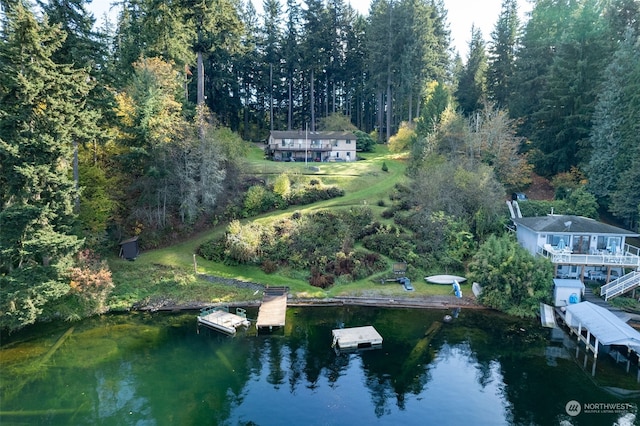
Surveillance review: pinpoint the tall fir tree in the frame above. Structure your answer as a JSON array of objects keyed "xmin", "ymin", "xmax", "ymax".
[
  {"xmin": 455, "ymin": 25, "xmax": 487, "ymax": 115},
  {"xmin": 530, "ymin": 0, "xmax": 610, "ymax": 175},
  {"xmin": 588, "ymin": 29, "xmax": 640, "ymax": 229},
  {"xmin": 487, "ymin": 0, "xmax": 519, "ymax": 108},
  {"xmin": 0, "ymin": 3, "xmax": 89, "ymax": 330}
]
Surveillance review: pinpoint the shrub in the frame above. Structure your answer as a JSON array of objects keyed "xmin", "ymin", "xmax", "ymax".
[
  {"xmin": 198, "ymin": 237, "xmax": 226, "ymax": 261},
  {"xmin": 225, "ymin": 220, "xmax": 264, "ymax": 264},
  {"xmin": 382, "ymin": 161, "xmax": 389, "ymax": 172},
  {"xmin": 309, "ymin": 267, "xmax": 335, "ymax": 288},
  {"xmin": 243, "ymin": 185, "xmax": 277, "ymax": 216},
  {"xmin": 260, "ymin": 259, "xmax": 278, "ymax": 274},
  {"xmin": 67, "ymin": 250, "xmax": 114, "ymax": 317}
]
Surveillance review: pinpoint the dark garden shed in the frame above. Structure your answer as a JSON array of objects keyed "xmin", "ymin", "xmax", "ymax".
[{"xmin": 119, "ymin": 236, "xmax": 140, "ymax": 260}]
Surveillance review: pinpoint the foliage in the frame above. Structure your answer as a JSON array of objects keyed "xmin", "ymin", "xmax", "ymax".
[
  {"xmin": 354, "ymin": 130, "xmax": 376, "ymax": 153},
  {"xmin": 78, "ymin": 164, "xmax": 117, "ymax": 236},
  {"xmin": 410, "ymin": 158, "xmax": 505, "ymax": 236},
  {"xmin": 455, "ymin": 25, "xmax": 487, "ymax": 115},
  {"xmin": 0, "ymin": 3, "xmax": 88, "ymax": 331},
  {"xmin": 225, "ymin": 221, "xmax": 264, "ymax": 264},
  {"xmin": 381, "ymin": 162, "xmax": 388, "ymax": 172},
  {"xmin": 388, "ymin": 122, "xmax": 417, "ymax": 153},
  {"xmin": 468, "ymin": 234, "xmax": 553, "ymax": 317},
  {"xmin": 467, "ymin": 104, "xmax": 532, "ymax": 190},
  {"xmin": 417, "ymin": 81, "xmax": 451, "ymax": 137},
  {"xmin": 317, "ymin": 112, "xmax": 358, "ymax": 131},
  {"xmin": 551, "ymin": 167, "xmax": 587, "ymax": 200},
  {"xmin": 273, "ymin": 173, "xmax": 292, "ymax": 201},
  {"xmin": 486, "ymin": 0, "xmax": 519, "ymax": 107},
  {"xmin": 587, "ymin": 29, "xmax": 640, "ymax": 229},
  {"xmin": 243, "ymin": 185, "xmax": 277, "ymax": 217},
  {"xmin": 66, "ymin": 250, "xmax": 114, "ymax": 317}
]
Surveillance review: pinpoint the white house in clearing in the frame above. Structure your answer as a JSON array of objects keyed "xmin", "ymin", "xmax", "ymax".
[
  {"xmin": 512, "ymin": 214, "xmax": 640, "ymax": 299},
  {"xmin": 266, "ymin": 130, "xmax": 357, "ymax": 163}
]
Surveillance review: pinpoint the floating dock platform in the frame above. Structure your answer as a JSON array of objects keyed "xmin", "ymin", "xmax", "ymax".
[
  {"xmin": 331, "ymin": 326, "xmax": 383, "ymax": 351},
  {"xmin": 256, "ymin": 287, "xmax": 288, "ymax": 331},
  {"xmin": 197, "ymin": 307, "xmax": 250, "ymax": 335}
]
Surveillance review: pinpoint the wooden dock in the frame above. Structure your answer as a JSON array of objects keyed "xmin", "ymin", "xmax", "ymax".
[
  {"xmin": 197, "ymin": 307, "xmax": 250, "ymax": 335},
  {"xmin": 256, "ymin": 287, "xmax": 288, "ymax": 331},
  {"xmin": 331, "ymin": 326, "xmax": 383, "ymax": 351}
]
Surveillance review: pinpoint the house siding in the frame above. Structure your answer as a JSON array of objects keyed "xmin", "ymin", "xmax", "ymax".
[{"xmin": 267, "ymin": 131, "xmax": 357, "ymax": 162}]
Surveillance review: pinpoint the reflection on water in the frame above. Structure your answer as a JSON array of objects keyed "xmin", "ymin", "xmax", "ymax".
[{"xmin": 1, "ymin": 307, "xmax": 639, "ymax": 425}]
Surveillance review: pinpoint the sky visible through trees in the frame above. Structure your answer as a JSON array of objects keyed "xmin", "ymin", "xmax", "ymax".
[{"xmin": 86, "ymin": 0, "xmax": 532, "ymax": 57}]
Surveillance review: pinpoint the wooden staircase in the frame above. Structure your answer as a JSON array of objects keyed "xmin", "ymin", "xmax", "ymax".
[{"xmin": 601, "ymin": 271, "xmax": 640, "ymax": 301}]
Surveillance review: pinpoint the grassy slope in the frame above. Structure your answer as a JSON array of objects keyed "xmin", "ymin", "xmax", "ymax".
[{"xmin": 108, "ymin": 145, "xmax": 454, "ymax": 309}]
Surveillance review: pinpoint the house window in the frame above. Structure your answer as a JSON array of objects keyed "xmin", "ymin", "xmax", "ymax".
[
  {"xmin": 346, "ymin": 139, "xmax": 351, "ymax": 144},
  {"xmin": 547, "ymin": 235, "xmax": 567, "ymax": 247},
  {"xmin": 332, "ymin": 139, "xmax": 338, "ymax": 147},
  {"xmin": 572, "ymin": 235, "xmax": 589, "ymax": 254},
  {"xmin": 607, "ymin": 237, "xmax": 621, "ymax": 252}
]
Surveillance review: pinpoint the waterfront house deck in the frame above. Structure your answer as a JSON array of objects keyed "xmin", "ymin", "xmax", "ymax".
[{"xmin": 539, "ymin": 243, "xmax": 640, "ymax": 268}]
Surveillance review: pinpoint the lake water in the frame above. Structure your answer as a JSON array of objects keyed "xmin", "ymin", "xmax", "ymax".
[{"xmin": 1, "ymin": 306, "xmax": 639, "ymax": 425}]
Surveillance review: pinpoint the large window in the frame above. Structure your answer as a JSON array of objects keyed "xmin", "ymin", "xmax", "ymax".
[
  {"xmin": 597, "ymin": 236, "xmax": 622, "ymax": 252},
  {"xmin": 572, "ymin": 235, "xmax": 590, "ymax": 254},
  {"xmin": 547, "ymin": 235, "xmax": 569, "ymax": 248}
]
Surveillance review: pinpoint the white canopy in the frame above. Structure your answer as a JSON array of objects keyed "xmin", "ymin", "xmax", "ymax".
[{"xmin": 565, "ymin": 301, "xmax": 640, "ymax": 352}]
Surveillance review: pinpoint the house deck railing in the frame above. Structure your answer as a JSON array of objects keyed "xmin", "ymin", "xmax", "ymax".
[
  {"xmin": 538, "ymin": 243, "xmax": 640, "ymax": 267},
  {"xmin": 271, "ymin": 144, "xmax": 333, "ymax": 152},
  {"xmin": 601, "ymin": 271, "xmax": 640, "ymax": 301}
]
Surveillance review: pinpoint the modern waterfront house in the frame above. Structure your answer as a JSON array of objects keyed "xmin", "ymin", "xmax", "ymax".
[
  {"xmin": 266, "ymin": 130, "xmax": 357, "ymax": 163},
  {"xmin": 511, "ymin": 214, "xmax": 640, "ymax": 299}
]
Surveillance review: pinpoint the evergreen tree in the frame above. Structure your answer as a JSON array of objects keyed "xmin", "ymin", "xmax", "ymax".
[
  {"xmin": 530, "ymin": 0, "xmax": 610, "ymax": 175},
  {"xmin": 588, "ymin": 30, "xmax": 640, "ymax": 229},
  {"xmin": 455, "ymin": 25, "xmax": 487, "ymax": 115},
  {"xmin": 487, "ymin": 0, "xmax": 519, "ymax": 108},
  {"xmin": 282, "ymin": 0, "xmax": 302, "ymax": 130},
  {"xmin": 510, "ymin": 0, "xmax": 577, "ymax": 137},
  {"xmin": 0, "ymin": 3, "xmax": 88, "ymax": 330}
]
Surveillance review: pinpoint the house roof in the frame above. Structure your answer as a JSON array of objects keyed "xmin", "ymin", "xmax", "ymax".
[
  {"xmin": 270, "ymin": 130, "xmax": 357, "ymax": 140},
  {"xmin": 513, "ymin": 215, "xmax": 639, "ymax": 236},
  {"xmin": 565, "ymin": 301, "xmax": 640, "ymax": 351},
  {"xmin": 119, "ymin": 236, "xmax": 139, "ymax": 245},
  {"xmin": 553, "ymin": 278, "xmax": 585, "ymax": 289}
]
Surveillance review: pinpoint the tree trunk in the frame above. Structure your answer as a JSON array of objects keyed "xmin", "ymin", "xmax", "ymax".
[
  {"xmin": 197, "ymin": 51, "xmax": 205, "ymax": 106},
  {"xmin": 386, "ymin": 72, "xmax": 392, "ymax": 142},
  {"xmin": 270, "ymin": 63, "xmax": 274, "ymax": 132},
  {"xmin": 73, "ymin": 139, "xmax": 79, "ymax": 212},
  {"xmin": 288, "ymin": 74, "xmax": 293, "ymax": 130},
  {"xmin": 310, "ymin": 69, "xmax": 315, "ymax": 131}
]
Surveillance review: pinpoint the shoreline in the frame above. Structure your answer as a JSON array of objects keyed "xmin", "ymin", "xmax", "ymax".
[
  {"xmin": 131, "ymin": 273, "xmax": 486, "ymax": 312},
  {"xmin": 134, "ymin": 294, "xmax": 485, "ymax": 312}
]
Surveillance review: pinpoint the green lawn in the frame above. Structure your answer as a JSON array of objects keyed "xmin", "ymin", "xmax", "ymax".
[{"xmin": 108, "ymin": 145, "xmax": 458, "ymax": 308}]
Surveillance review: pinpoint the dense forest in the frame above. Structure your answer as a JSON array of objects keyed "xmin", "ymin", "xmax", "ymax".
[{"xmin": 1, "ymin": 0, "xmax": 639, "ymax": 330}]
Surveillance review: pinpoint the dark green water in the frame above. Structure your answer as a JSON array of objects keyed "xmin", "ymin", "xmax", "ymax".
[{"xmin": 1, "ymin": 306, "xmax": 639, "ymax": 425}]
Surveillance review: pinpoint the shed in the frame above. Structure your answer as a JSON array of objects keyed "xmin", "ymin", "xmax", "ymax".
[
  {"xmin": 119, "ymin": 236, "xmax": 140, "ymax": 260},
  {"xmin": 553, "ymin": 278, "xmax": 584, "ymax": 307}
]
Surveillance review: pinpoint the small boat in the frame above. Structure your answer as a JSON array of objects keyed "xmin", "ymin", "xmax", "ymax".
[{"xmin": 425, "ymin": 275, "xmax": 467, "ymax": 285}]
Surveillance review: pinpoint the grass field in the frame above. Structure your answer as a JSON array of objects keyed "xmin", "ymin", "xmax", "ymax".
[{"xmin": 107, "ymin": 144, "xmax": 459, "ymax": 309}]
